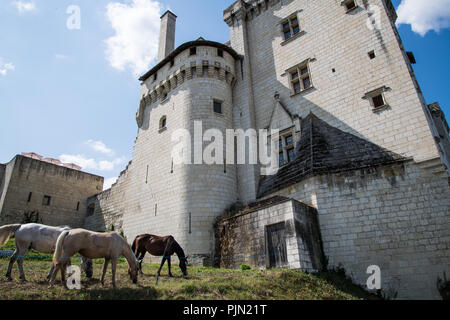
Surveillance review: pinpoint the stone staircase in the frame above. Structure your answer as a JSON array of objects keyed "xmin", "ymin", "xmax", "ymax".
[{"xmin": 416, "ymin": 158, "xmax": 449, "ymax": 181}]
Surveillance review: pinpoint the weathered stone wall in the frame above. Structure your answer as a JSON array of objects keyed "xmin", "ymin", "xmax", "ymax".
[
  {"xmin": 216, "ymin": 198, "xmax": 324, "ymax": 271},
  {"xmin": 267, "ymin": 161, "xmax": 450, "ymax": 299},
  {"xmin": 0, "ymin": 163, "xmax": 5, "ymax": 201},
  {"xmin": 0, "ymin": 155, "xmax": 104, "ymax": 227},
  {"xmin": 226, "ymin": 0, "xmax": 440, "ymax": 164}
]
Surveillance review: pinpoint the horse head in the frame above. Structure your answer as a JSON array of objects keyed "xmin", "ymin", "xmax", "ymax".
[
  {"xmin": 179, "ymin": 257, "xmax": 188, "ymax": 276},
  {"xmin": 128, "ymin": 260, "xmax": 139, "ymax": 284}
]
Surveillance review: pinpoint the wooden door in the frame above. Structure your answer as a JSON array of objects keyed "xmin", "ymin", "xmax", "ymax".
[{"xmin": 266, "ymin": 222, "xmax": 288, "ymax": 268}]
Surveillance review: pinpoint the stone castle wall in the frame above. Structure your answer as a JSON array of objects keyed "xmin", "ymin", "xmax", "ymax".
[
  {"xmin": 226, "ymin": 0, "xmax": 440, "ymax": 164},
  {"xmin": 0, "ymin": 155, "xmax": 103, "ymax": 227},
  {"xmin": 267, "ymin": 161, "xmax": 449, "ymax": 299}
]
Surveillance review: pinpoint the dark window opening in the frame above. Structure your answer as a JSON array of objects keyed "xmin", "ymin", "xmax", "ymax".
[
  {"xmin": 87, "ymin": 204, "xmax": 95, "ymax": 217},
  {"xmin": 170, "ymin": 59, "xmax": 174, "ymax": 67},
  {"xmin": 372, "ymin": 94, "xmax": 385, "ymax": 108},
  {"xmin": 42, "ymin": 195, "xmax": 51, "ymax": 206},
  {"xmin": 213, "ymin": 100, "xmax": 223, "ymax": 114},
  {"xmin": 189, "ymin": 47, "xmax": 197, "ymax": 56},
  {"xmin": 160, "ymin": 116, "xmax": 167, "ymax": 130},
  {"xmin": 76, "ymin": 202, "xmax": 80, "ymax": 211},
  {"xmin": 202, "ymin": 65, "xmax": 209, "ymax": 76},
  {"xmin": 217, "ymin": 49, "xmax": 223, "ymax": 57},
  {"xmin": 344, "ymin": 0, "xmax": 356, "ymax": 11},
  {"xmin": 27, "ymin": 192, "xmax": 32, "ymax": 203},
  {"xmin": 153, "ymin": 73, "xmax": 157, "ymax": 81},
  {"xmin": 368, "ymin": 51, "xmax": 376, "ymax": 59}
]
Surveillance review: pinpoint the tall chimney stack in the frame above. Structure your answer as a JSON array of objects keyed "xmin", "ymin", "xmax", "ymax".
[{"xmin": 158, "ymin": 10, "xmax": 177, "ymax": 62}]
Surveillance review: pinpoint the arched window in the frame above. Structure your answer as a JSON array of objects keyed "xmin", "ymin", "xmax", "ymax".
[
  {"xmin": 87, "ymin": 203, "xmax": 95, "ymax": 217},
  {"xmin": 159, "ymin": 116, "xmax": 167, "ymax": 131}
]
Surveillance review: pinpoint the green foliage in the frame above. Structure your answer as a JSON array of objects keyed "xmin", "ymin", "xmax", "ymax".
[{"xmin": 240, "ymin": 264, "xmax": 251, "ymax": 271}]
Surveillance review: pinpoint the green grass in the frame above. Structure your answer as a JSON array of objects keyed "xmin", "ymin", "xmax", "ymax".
[{"xmin": 0, "ymin": 239, "xmax": 379, "ymax": 300}]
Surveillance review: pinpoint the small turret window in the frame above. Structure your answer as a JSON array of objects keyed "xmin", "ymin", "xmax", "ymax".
[
  {"xmin": 190, "ymin": 47, "xmax": 197, "ymax": 56},
  {"xmin": 159, "ymin": 116, "xmax": 167, "ymax": 131},
  {"xmin": 213, "ymin": 100, "xmax": 223, "ymax": 114}
]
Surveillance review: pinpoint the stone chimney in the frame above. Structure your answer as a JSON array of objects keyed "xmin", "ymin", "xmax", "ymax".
[{"xmin": 158, "ymin": 10, "xmax": 177, "ymax": 62}]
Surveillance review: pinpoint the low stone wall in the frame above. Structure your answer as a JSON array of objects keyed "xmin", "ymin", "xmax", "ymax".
[{"xmin": 216, "ymin": 197, "xmax": 325, "ymax": 272}]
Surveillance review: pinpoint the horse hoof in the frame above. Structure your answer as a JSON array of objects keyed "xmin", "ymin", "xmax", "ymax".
[{"xmin": 5, "ymin": 276, "xmax": 12, "ymax": 281}]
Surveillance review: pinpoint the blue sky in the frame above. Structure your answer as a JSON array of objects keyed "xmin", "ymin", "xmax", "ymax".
[{"xmin": 0, "ymin": 0, "xmax": 449, "ymax": 189}]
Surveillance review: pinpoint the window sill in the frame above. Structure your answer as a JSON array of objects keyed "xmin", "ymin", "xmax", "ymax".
[
  {"xmin": 214, "ymin": 112, "xmax": 224, "ymax": 117},
  {"xmin": 372, "ymin": 104, "xmax": 390, "ymax": 113},
  {"xmin": 345, "ymin": 6, "xmax": 358, "ymax": 14},
  {"xmin": 281, "ymin": 30, "xmax": 306, "ymax": 46},
  {"xmin": 290, "ymin": 85, "xmax": 314, "ymax": 97},
  {"xmin": 158, "ymin": 127, "xmax": 167, "ymax": 133}
]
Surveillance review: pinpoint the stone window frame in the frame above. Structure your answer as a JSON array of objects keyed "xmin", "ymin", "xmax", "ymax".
[
  {"xmin": 159, "ymin": 115, "xmax": 167, "ymax": 132},
  {"xmin": 213, "ymin": 99, "xmax": 224, "ymax": 116},
  {"xmin": 189, "ymin": 47, "xmax": 197, "ymax": 56},
  {"xmin": 42, "ymin": 195, "xmax": 51, "ymax": 206},
  {"xmin": 279, "ymin": 11, "xmax": 305, "ymax": 46},
  {"xmin": 287, "ymin": 59, "xmax": 313, "ymax": 96},
  {"xmin": 273, "ymin": 127, "xmax": 296, "ymax": 167},
  {"xmin": 217, "ymin": 48, "xmax": 224, "ymax": 57},
  {"xmin": 341, "ymin": 0, "xmax": 358, "ymax": 13},
  {"xmin": 363, "ymin": 86, "xmax": 390, "ymax": 112}
]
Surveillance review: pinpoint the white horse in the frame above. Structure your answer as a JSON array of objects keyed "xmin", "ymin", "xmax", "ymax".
[{"xmin": 0, "ymin": 223, "xmax": 92, "ymax": 281}]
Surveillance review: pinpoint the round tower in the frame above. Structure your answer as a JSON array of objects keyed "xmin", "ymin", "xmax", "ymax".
[{"xmin": 131, "ymin": 37, "xmax": 240, "ymax": 261}]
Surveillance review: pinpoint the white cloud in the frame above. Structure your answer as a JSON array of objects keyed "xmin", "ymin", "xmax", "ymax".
[
  {"xmin": 11, "ymin": 1, "xmax": 36, "ymax": 13},
  {"xmin": 59, "ymin": 154, "xmax": 125, "ymax": 172},
  {"xmin": 105, "ymin": 0, "xmax": 162, "ymax": 75},
  {"xmin": 103, "ymin": 177, "xmax": 118, "ymax": 190},
  {"xmin": 0, "ymin": 59, "xmax": 15, "ymax": 76},
  {"xmin": 55, "ymin": 54, "xmax": 69, "ymax": 60},
  {"xmin": 85, "ymin": 139, "xmax": 115, "ymax": 156},
  {"xmin": 396, "ymin": 0, "xmax": 450, "ymax": 36}
]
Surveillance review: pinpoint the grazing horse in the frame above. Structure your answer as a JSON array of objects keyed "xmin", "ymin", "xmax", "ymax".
[
  {"xmin": 49, "ymin": 229, "xmax": 138, "ymax": 288},
  {"xmin": 0, "ymin": 223, "xmax": 92, "ymax": 281},
  {"xmin": 131, "ymin": 234, "xmax": 188, "ymax": 277}
]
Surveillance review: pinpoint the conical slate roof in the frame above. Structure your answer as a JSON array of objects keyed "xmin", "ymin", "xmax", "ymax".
[{"xmin": 258, "ymin": 113, "xmax": 408, "ymax": 198}]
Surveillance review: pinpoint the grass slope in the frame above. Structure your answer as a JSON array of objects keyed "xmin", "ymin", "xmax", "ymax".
[{"xmin": 0, "ymin": 239, "xmax": 379, "ymax": 300}]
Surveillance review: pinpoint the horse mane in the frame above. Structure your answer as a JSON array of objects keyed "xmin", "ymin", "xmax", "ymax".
[{"xmin": 171, "ymin": 239, "xmax": 186, "ymax": 259}]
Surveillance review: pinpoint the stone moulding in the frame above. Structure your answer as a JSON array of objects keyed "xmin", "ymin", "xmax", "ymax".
[{"xmin": 136, "ymin": 62, "xmax": 236, "ymax": 128}]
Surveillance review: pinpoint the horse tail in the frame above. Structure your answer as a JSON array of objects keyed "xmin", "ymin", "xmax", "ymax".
[
  {"xmin": 53, "ymin": 230, "xmax": 70, "ymax": 265},
  {"xmin": 0, "ymin": 224, "xmax": 21, "ymax": 246}
]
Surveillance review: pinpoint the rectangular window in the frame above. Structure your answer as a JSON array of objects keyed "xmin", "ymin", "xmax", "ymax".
[
  {"xmin": 213, "ymin": 100, "xmax": 223, "ymax": 114},
  {"xmin": 281, "ymin": 14, "xmax": 300, "ymax": 41},
  {"xmin": 76, "ymin": 202, "xmax": 80, "ymax": 211},
  {"xmin": 217, "ymin": 49, "xmax": 223, "ymax": 57},
  {"xmin": 42, "ymin": 195, "xmax": 51, "ymax": 206},
  {"xmin": 27, "ymin": 192, "xmax": 32, "ymax": 203},
  {"xmin": 289, "ymin": 62, "xmax": 312, "ymax": 95},
  {"xmin": 189, "ymin": 47, "xmax": 197, "ymax": 56},
  {"xmin": 277, "ymin": 131, "xmax": 295, "ymax": 166},
  {"xmin": 343, "ymin": 0, "xmax": 357, "ymax": 12},
  {"xmin": 153, "ymin": 73, "xmax": 157, "ymax": 81},
  {"xmin": 372, "ymin": 94, "xmax": 385, "ymax": 109}
]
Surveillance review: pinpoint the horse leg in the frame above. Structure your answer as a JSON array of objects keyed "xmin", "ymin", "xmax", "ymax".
[
  {"xmin": 47, "ymin": 265, "xmax": 54, "ymax": 281},
  {"xmin": 167, "ymin": 256, "xmax": 173, "ymax": 277},
  {"xmin": 5, "ymin": 250, "xmax": 19, "ymax": 280},
  {"xmin": 111, "ymin": 259, "xmax": 117, "ymax": 289},
  {"xmin": 101, "ymin": 259, "xmax": 110, "ymax": 286},
  {"xmin": 138, "ymin": 250, "xmax": 146, "ymax": 275},
  {"xmin": 17, "ymin": 256, "xmax": 26, "ymax": 282},
  {"xmin": 61, "ymin": 263, "xmax": 67, "ymax": 285},
  {"xmin": 49, "ymin": 263, "xmax": 60, "ymax": 286}
]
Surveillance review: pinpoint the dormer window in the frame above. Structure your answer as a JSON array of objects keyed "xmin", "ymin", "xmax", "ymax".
[
  {"xmin": 278, "ymin": 131, "xmax": 295, "ymax": 166},
  {"xmin": 190, "ymin": 47, "xmax": 197, "ymax": 56},
  {"xmin": 217, "ymin": 49, "xmax": 224, "ymax": 57}
]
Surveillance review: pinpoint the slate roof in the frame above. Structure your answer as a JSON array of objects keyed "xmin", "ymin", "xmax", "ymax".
[{"xmin": 258, "ymin": 113, "xmax": 408, "ymax": 198}]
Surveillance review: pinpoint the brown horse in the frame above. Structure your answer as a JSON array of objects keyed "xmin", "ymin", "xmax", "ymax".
[{"xmin": 131, "ymin": 234, "xmax": 188, "ymax": 277}]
